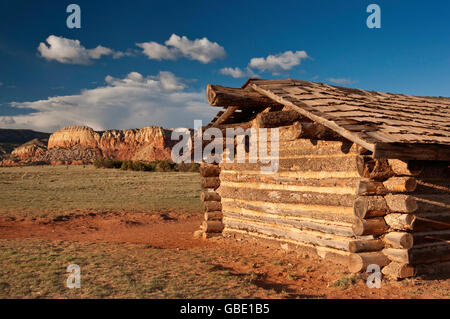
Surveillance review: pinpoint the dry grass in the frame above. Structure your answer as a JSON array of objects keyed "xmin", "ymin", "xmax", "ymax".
[
  {"xmin": 0, "ymin": 165, "xmax": 203, "ymax": 218},
  {"xmin": 0, "ymin": 239, "xmax": 291, "ymax": 299}
]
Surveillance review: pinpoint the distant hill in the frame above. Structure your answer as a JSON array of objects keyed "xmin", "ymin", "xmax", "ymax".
[
  {"xmin": 0, "ymin": 129, "xmax": 50, "ymax": 144},
  {"xmin": 0, "ymin": 125, "xmax": 177, "ymax": 166},
  {"xmin": 0, "ymin": 129, "xmax": 51, "ymax": 159}
]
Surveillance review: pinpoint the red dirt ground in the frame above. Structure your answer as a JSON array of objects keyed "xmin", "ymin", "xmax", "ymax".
[{"xmin": 0, "ymin": 211, "xmax": 448, "ymax": 299}]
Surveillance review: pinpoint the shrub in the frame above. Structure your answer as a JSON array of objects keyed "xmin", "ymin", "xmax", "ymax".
[
  {"xmin": 176, "ymin": 162, "xmax": 200, "ymax": 172},
  {"xmin": 94, "ymin": 159, "xmax": 123, "ymax": 169},
  {"xmin": 156, "ymin": 160, "xmax": 173, "ymax": 172},
  {"xmin": 120, "ymin": 160, "xmax": 133, "ymax": 170}
]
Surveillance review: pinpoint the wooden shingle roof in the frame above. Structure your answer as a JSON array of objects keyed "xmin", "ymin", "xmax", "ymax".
[{"xmin": 209, "ymin": 78, "xmax": 450, "ymax": 160}]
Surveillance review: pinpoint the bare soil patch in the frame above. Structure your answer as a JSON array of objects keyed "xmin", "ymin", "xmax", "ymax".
[{"xmin": 0, "ymin": 211, "xmax": 205, "ymax": 250}]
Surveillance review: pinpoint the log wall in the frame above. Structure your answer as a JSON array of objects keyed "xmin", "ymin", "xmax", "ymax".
[
  {"xmin": 352, "ymin": 159, "xmax": 450, "ymax": 279},
  {"xmin": 198, "ymin": 117, "xmax": 450, "ymax": 279},
  {"xmin": 199, "ymin": 163, "xmax": 223, "ymax": 239},
  {"xmin": 217, "ymin": 132, "xmax": 370, "ymax": 264}
]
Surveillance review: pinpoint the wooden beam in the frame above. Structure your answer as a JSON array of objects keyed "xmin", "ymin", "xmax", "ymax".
[
  {"xmin": 348, "ymin": 252, "xmax": 390, "ymax": 273},
  {"xmin": 250, "ymin": 83, "xmax": 376, "ymax": 152},
  {"xmin": 249, "ymin": 82, "xmax": 450, "ymax": 161},
  {"xmin": 211, "ymin": 106, "xmax": 239, "ymax": 127},
  {"xmin": 255, "ymin": 110, "xmax": 305, "ymax": 128},
  {"xmin": 374, "ymin": 143, "xmax": 450, "ymax": 161},
  {"xmin": 207, "ymin": 84, "xmax": 282, "ymax": 107}
]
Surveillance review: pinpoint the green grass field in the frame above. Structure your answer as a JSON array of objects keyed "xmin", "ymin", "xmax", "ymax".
[{"xmin": 0, "ymin": 165, "xmax": 203, "ymax": 218}]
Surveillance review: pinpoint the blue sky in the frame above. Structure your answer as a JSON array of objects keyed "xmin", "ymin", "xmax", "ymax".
[{"xmin": 0, "ymin": 0, "xmax": 449, "ymax": 132}]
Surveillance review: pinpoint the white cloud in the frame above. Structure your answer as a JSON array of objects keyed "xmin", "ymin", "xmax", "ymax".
[
  {"xmin": 136, "ymin": 42, "xmax": 178, "ymax": 61},
  {"xmin": 38, "ymin": 35, "xmax": 129, "ymax": 65},
  {"xmin": 1, "ymin": 71, "xmax": 215, "ymax": 132},
  {"xmin": 219, "ymin": 67, "xmax": 246, "ymax": 78},
  {"xmin": 326, "ymin": 77, "xmax": 354, "ymax": 85},
  {"xmin": 220, "ymin": 50, "xmax": 309, "ymax": 78},
  {"xmin": 137, "ymin": 34, "xmax": 226, "ymax": 64},
  {"xmin": 249, "ymin": 51, "xmax": 308, "ymax": 74}
]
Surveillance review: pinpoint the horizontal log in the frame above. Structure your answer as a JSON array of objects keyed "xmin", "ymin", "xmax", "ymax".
[
  {"xmin": 202, "ymin": 232, "xmax": 222, "ymax": 239},
  {"xmin": 356, "ymin": 180, "xmax": 386, "ymax": 195},
  {"xmin": 202, "ymin": 220, "xmax": 224, "ymax": 233},
  {"xmin": 381, "ymin": 262, "xmax": 415, "ymax": 279},
  {"xmin": 409, "ymin": 244, "xmax": 450, "ymax": 265},
  {"xmin": 412, "ymin": 230, "xmax": 450, "ymax": 246},
  {"xmin": 223, "ymin": 209, "xmax": 354, "ymax": 237},
  {"xmin": 356, "ymin": 156, "xmax": 395, "ymax": 180},
  {"xmin": 382, "ymin": 248, "xmax": 409, "ymax": 264},
  {"xmin": 384, "ymin": 213, "xmax": 415, "ymax": 231},
  {"xmin": 348, "ymin": 239, "xmax": 385, "ymax": 253},
  {"xmin": 255, "ymin": 110, "xmax": 305, "ymax": 128},
  {"xmin": 200, "ymin": 164, "xmax": 220, "ymax": 177},
  {"xmin": 260, "ymin": 139, "xmax": 360, "ymax": 156},
  {"xmin": 223, "ymin": 227, "xmax": 350, "ymax": 264},
  {"xmin": 201, "ymin": 177, "xmax": 220, "ymax": 189},
  {"xmin": 415, "ymin": 261, "xmax": 450, "ymax": 276},
  {"xmin": 384, "ymin": 194, "xmax": 418, "ymax": 213},
  {"xmin": 218, "ymin": 185, "xmax": 356, "ymax": 207},
  {"xmin": 220, "ymin": 155, "xmax": 361, "ymax": 172},
  {"xmin": 356, "ymin": 177, "xmax": 417, "ymax": 195},
  {"xmin": 383, "ymin": 232, "xmax": 413, "ymax": 249},
  {"xmin": 221, "ymin": 198, "xmax": 355, "ymax": 224},
  {"xmin": 206, "ymin": 84, "xmax": 281, "ymax": 107},
  {"xmin": 387, "ymin": 159, "xmax": 423, "ymax": 176},
  {"xmin": 374, "ymin": 143, "xmax": 450, "ymax": 161},
  {"xmin": 204, "ymin": 211, "xmax": 223, "ymax": 221},
  {"xmin": 277, "ymin": 122, "xmax": 303, "ymax": 141},
  {"xmin": 204, "ymin": 201, "xmax": 222, "ymax": 212},
  {"xmin": 352, "ymin": 217, "xmax": 389, "ymax": 236},
  {"xmin": 413, "ymin": 194, "xmax": 450, "ymax": 214},
  {"xmin": 221, "ymin": 171, "xmax": 361, "ymax": 189},
  {"xmin": 353, "ymin": 196, "xmax": 389, "ymax": 218},
  {"xmin": 383, "ymin": 244, "xmax": 450, "ymax": 265},
  {"xmin": 224, "ymin": 216, "xmax": 353, "ymax": 251},
  {"xmin": 412, "ymin": 213, "xmax": 450, "ymax": 232},
  {"xmin": 414, "ymin": 179, "xmax": 450, "ymax": 195},
  {"xmin": 348, "ymin": 252, "xmax": 390, "ymax": 273},
  {"xmin": 383, "ymin": 177, "xmax": 417, "ymax": 193},
  {"xmin": 201, "ymin": 191, "xmax": 221, "ymax": 202}
]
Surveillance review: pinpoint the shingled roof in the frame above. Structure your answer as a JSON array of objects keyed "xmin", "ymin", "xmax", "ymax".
[{"xmin": 207, "ymin": 78, "xmax": 450, "ymax": 161}]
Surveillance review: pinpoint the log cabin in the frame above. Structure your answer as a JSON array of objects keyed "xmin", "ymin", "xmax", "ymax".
[{"xmin": 198, "ymin": 78, "xmax": 450, "ymax": 280}]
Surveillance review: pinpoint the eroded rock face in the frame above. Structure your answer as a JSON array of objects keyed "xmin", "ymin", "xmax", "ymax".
[
  {"xmin": 48, "ymin": 126, "xmax": 99, "ymax": 149},
  {"xmin": 1, "ymin": 125, "xmax": 180, "ymax": 166},
  {"xmin": 11, "ymin": 138, "xmax": 48, "ymax": 160},
  {"xmin": 45, "ymin": 125, "xmax": 175, "ymax": 163}
]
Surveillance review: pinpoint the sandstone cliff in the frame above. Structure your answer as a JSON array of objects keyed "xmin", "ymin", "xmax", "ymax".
[
  {"xmin": 2, "ymin": 125, "xmax": 178, "ymax": 166},
  {"xmin": 11, "ymin": 138, "xmax": 48, "ymax": 159},
  {"xmin": 48, "ymin": 125, "xmax": 175, "ymax": 162}
]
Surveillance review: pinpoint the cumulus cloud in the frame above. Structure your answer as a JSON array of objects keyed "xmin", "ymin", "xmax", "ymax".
[
  {"xmin": 38, "ymin": 35, "xmax": 129, "ymax": 65},
  {"xmin": 220, "ymin": 50, "xmax": 309, "ymax": 78},
  {"xmin": 136, "ymin": 42, "xmax": 178, "ymax": 61},
  {"xmin": 1, "ymin": 71, "xmax": 215, "ymax": 132},
  {"xmin": 137, "ymin": 34, "xmax": 226, "ymax": 64},
  {"xmin": 219, "ymin": 67, "xmax": 246, "ymax": 78},
  {"xmin": 326, "ymin": 78, "xmax": 356, "ymax": 85},
  {"xmin": 249, "ymin": 51, "xmax": 308, "ymax": 74}
]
